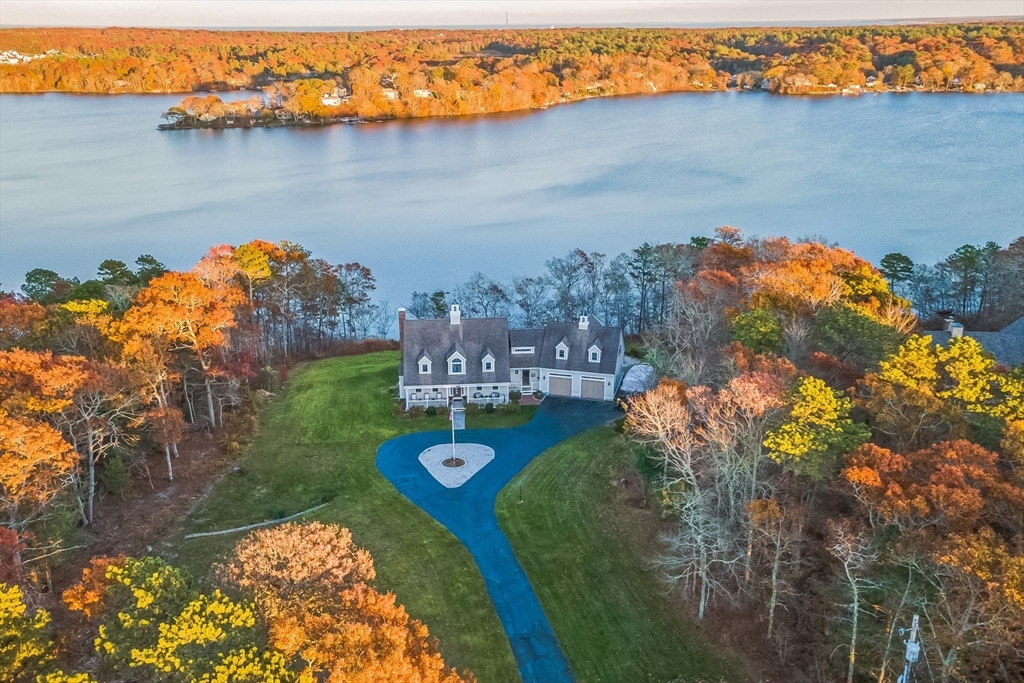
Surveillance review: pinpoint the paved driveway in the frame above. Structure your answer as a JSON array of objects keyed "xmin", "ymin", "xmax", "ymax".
[{"xmin": 376, "ymin": 398, "xmax": 618, "ymax": 683}]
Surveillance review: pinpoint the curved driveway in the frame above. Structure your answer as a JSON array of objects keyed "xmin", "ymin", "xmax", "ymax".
[{"xmin": 376, "ymin": 398, "xmax": 617, "ymax": 683}]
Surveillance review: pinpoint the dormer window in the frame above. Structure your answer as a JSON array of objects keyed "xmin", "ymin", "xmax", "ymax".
[
  {"xmin": 555, "ymin": 340, "xmax": 569, "ymax": 360},
  {"xmin": 418, "ymin": 356, "xmax": 432, "ymax": 374},
  {"xmin": 451, "ymin": 359, "xmax": 463, "ymax": 373},
  {"xmin": 482, "ymin": 351, "xmax": 495, "ymax": 373},
  {"xmin": 558, "ymin": 348, "xmax": 567, "ymax": 359},
  {"xmin": 448, "ymin": 352, "xmax": 466, "ymax": 375},
  {"xmin": 588, "ymin": 344, "xmax": 601, "ymax": 363},
  {"xmin": 484, "ymin": 360, "xmax": 493, "ymax": 371}
]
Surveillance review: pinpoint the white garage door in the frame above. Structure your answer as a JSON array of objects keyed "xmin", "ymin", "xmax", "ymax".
[
  {"xmin": 581, "ymin": 378, "xmax": 605, "ymax": 401},
  {"xmin": 548, "ymin": 375, "xmax": 572, "ymax": 397}
]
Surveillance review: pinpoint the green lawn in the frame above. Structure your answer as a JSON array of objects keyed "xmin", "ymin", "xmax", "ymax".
[
  {"xmin": 178, "ymin": 352, "xmax": 532, "ymax": 682},
  {"xmin": 496, "ymin": 426, "xmax": 738, "ymax": 683}
]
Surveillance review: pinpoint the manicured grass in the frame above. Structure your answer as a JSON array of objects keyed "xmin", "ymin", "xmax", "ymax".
[
  {"xmin": 178, "ymin": 352, "xmax": 533, "ymax": 682},
  {"xmin": 496, "ymin": 426, "xmax": 738, "ymax": 683}
]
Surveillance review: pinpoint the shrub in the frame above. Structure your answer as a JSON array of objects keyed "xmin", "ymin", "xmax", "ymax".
[
  {"xmin": 485, "ymin": 403, "xmax": 495, "ymax": 413},
  {"xmin": 532, "ymin": 390, "xmax": 544, "ymax": 400},
  {"xmin": 464, "ymin": 403, "xmax": 481, "ymax": 416},
  {"xmin": 407, "ymin": 405, "xmax": 425, "ymax": 418},
  {"xmin": 101, "ymin": 450, "xmax": 132, "ymax": 497},
  {"xmin": 509, "ymin": 391, "xmax": 522, "ymax": 402},
  {"xmin": 436, "ymin": 406, "xmax": 449, "ymax": 419},
  {"xmin": 424, "ymin": 406, "xmax": 437, "ymax": 417}
]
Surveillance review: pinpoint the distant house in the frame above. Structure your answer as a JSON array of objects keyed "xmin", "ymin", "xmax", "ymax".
[
  {"xmin": 320, "ymin": 86, "xmax": 350, "ymax": 106},
  {"xmin": 398, "ymin": 305, "xmax": 625, "ymax": 409},
  {"xmin": 381, "ymin": 88, "xmax": 400, "ymax": 100},
  {"xmin": 413, "ymin": 89, "xmax": 435, "ymax": 99},
  {"xmin": 926, "ymin": 316, "xmax": 1024, "ymax": 368}
]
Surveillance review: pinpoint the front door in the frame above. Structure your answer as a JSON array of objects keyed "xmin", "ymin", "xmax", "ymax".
[
  {"xmin": 452, "ymin": 386, "xmax": 462, "ymax": 398},
  {"xmin": 521, "ymin": 370, "xmax": 530, "ymax": 389}
]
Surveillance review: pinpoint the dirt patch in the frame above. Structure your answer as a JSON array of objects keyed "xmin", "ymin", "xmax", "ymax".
[
  {"xmin": 610, "ymin": 471, "xmax": 649, "ymax": 509},
  {"xmin": 40, "ymin": 432, "xmax": 240, "ymax": 667}
]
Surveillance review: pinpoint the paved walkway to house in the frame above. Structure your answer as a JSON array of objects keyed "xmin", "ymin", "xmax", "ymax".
[{"xmin": 376, "ymin": 398, "xmax": 618, "ymax": 683}]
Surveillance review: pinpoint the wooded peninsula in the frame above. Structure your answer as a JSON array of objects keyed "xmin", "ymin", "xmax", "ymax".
[{"xmin": 1, "ymin": 23, "xmax": 1022, "ymax": 127}]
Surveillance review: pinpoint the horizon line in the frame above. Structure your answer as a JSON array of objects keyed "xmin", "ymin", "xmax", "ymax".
[{"xmin": 2, "ymin": 16, "xmax": 1022, "ymax": 32}]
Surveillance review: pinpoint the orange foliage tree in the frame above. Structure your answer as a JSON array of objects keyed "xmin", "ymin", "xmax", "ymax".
[
  {"xmin": 120, "ymin": 267, "xmax": 244, "ymax": 428},
  {"xmin": 0, "ymin": 349, "xmax": 86, "ymax": 529},
  {"xmin": 218, "ymin": 522, "xmax": 475, "ymax": 683}
]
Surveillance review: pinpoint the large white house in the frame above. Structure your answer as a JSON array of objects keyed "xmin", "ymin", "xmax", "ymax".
[{"xmin": 398, "ymin": 305, "xmax": 625, "ymax": 409}]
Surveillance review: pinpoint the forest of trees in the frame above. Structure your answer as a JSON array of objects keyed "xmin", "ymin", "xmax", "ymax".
[
  {"xmin": 2, "ymin": 230, "xmax": 1021, "ymax": 681},
  {"xmin": 411, "ymin": 234, "xmax": 1024, "ymax": 336},
  {"xmin": 616, "ymin": 230, "xmax": 1023, "ymax": 682},
  {"xmin": 410, "ymin": 229, "xmax": 1023, "ymax": 681},
  {"xmin": 880, "ymin": 239, "xmax": 1024, "ymax": 330},
  {"xmin": 2, "ymin": 23, "xmax": 1022, "ymax": 121}
]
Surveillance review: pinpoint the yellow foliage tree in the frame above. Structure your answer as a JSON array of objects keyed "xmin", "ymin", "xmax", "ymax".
[
  {"xmin": 764, "ymin": 376, "xmax": 869, "ymax": 478},
  {"xmin": 0, "ymin": 583, "xmax": 53, "ymax": 679}
]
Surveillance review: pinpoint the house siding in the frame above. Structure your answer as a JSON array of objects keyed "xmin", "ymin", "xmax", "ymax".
[{"xmin": 400, "ymin": 311, "xmax": 625, "ymax": 408}]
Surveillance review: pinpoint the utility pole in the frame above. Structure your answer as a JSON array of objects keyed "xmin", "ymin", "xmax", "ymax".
[{"xmin": 896, "ymin": 614, "xmax": 921, "ymax": 683}]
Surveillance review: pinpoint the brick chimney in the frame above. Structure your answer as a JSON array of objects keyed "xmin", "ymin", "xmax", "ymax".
[
  {"xmin": 398, "ymin": 308, "xmax": 406, "ymax": 355},
  {"xmin": 450, "ymin": 304, "xmax": 461, "ymax": 325}
]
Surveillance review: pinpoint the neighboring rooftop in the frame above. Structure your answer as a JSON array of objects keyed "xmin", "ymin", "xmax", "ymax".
[{"xmin": 926, "ymin": 316, "xmax": 1024, "ymax": 368}]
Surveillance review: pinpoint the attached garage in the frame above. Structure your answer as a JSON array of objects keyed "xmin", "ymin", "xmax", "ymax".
[
  {"xmin": 580, "ymin": 377, "xmax": 606, "ymax": 401},
  {"xmin": 548, "ymin": 374, "xmax": 573, "ymax": 397}
]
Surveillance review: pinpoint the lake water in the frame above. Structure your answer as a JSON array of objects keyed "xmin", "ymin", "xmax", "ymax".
[{"xmin": 1, "ymin": 91, "xmax": 1022, "ymax": 303}]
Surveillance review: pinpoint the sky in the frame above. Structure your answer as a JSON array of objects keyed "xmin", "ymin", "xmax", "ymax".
[{"xmin": 1, "ymin": 0, "xmax": 1021, "ymax": 29}]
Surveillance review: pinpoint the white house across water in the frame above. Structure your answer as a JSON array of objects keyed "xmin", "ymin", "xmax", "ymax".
[{"xmin": 398, "ymin": 305, "xmax": 625, "ymax": 409}]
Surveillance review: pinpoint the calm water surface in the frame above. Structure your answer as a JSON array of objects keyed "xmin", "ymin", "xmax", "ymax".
[{"xmin": 1, "ymin": 92, "xmax": 1022, "ymax": 302}]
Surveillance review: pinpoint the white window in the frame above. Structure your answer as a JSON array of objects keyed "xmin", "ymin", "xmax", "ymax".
[
  {"xmin": 590, "ymin": 352, "xmax": 599, "ymax": 362},
  {"xmin": 588, "ymin": 344, "xmax": 601, "ymax": 363},
  {"xmin": 449, "ymin": 352, "xmax": 466, "ymax": 375},
  {"xmin": 511, "ymin": 347, "xmax": 535, "ymax": 354},
  {"xmin": 557, "ymin": 348, "xmax": 567, "ymax": 359},
  {"xmin": 485, "ymin": 361, "xmax": 493, "ymax": 371},
  {"xmin": 421, "ymin": 363, "xmax": 429, "ymax": 373}
]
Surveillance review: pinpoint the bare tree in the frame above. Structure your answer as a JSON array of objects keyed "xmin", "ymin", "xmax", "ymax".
[
  {"xmin": 372, "ymin": 299, "xmax": 396, "ymax": 339},
  {"xmin": 512, "ymin": 276, "xmax": 550, "ymax": 327},
  {"xmin": 454, "ymin": 272, "xmax": 511, "ymax": 318},
  {"xmin": 827, "ymin": 520, "xmax": 879, "ymax": 683}
]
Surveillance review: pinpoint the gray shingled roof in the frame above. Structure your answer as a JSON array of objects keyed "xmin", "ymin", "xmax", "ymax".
[
  {"xmin": 925, "ymin": 316, "xmax": 1024, "ymax": 368},
  {"xmin": 539, "ymin": 321, "xmax": 621, "ymax": 375},
  {"xmin": 402, "ymin": 317, "xmax": 511, "ymax": 384},
  {"xmin": 509, "ymin": 328, "xmax": 545, "ymax": 368}
]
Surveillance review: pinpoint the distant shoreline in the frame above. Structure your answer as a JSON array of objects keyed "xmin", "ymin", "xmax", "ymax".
[{"xmin": 150, "ymin": 86, "xmax": 1018, "ymax": 132}]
